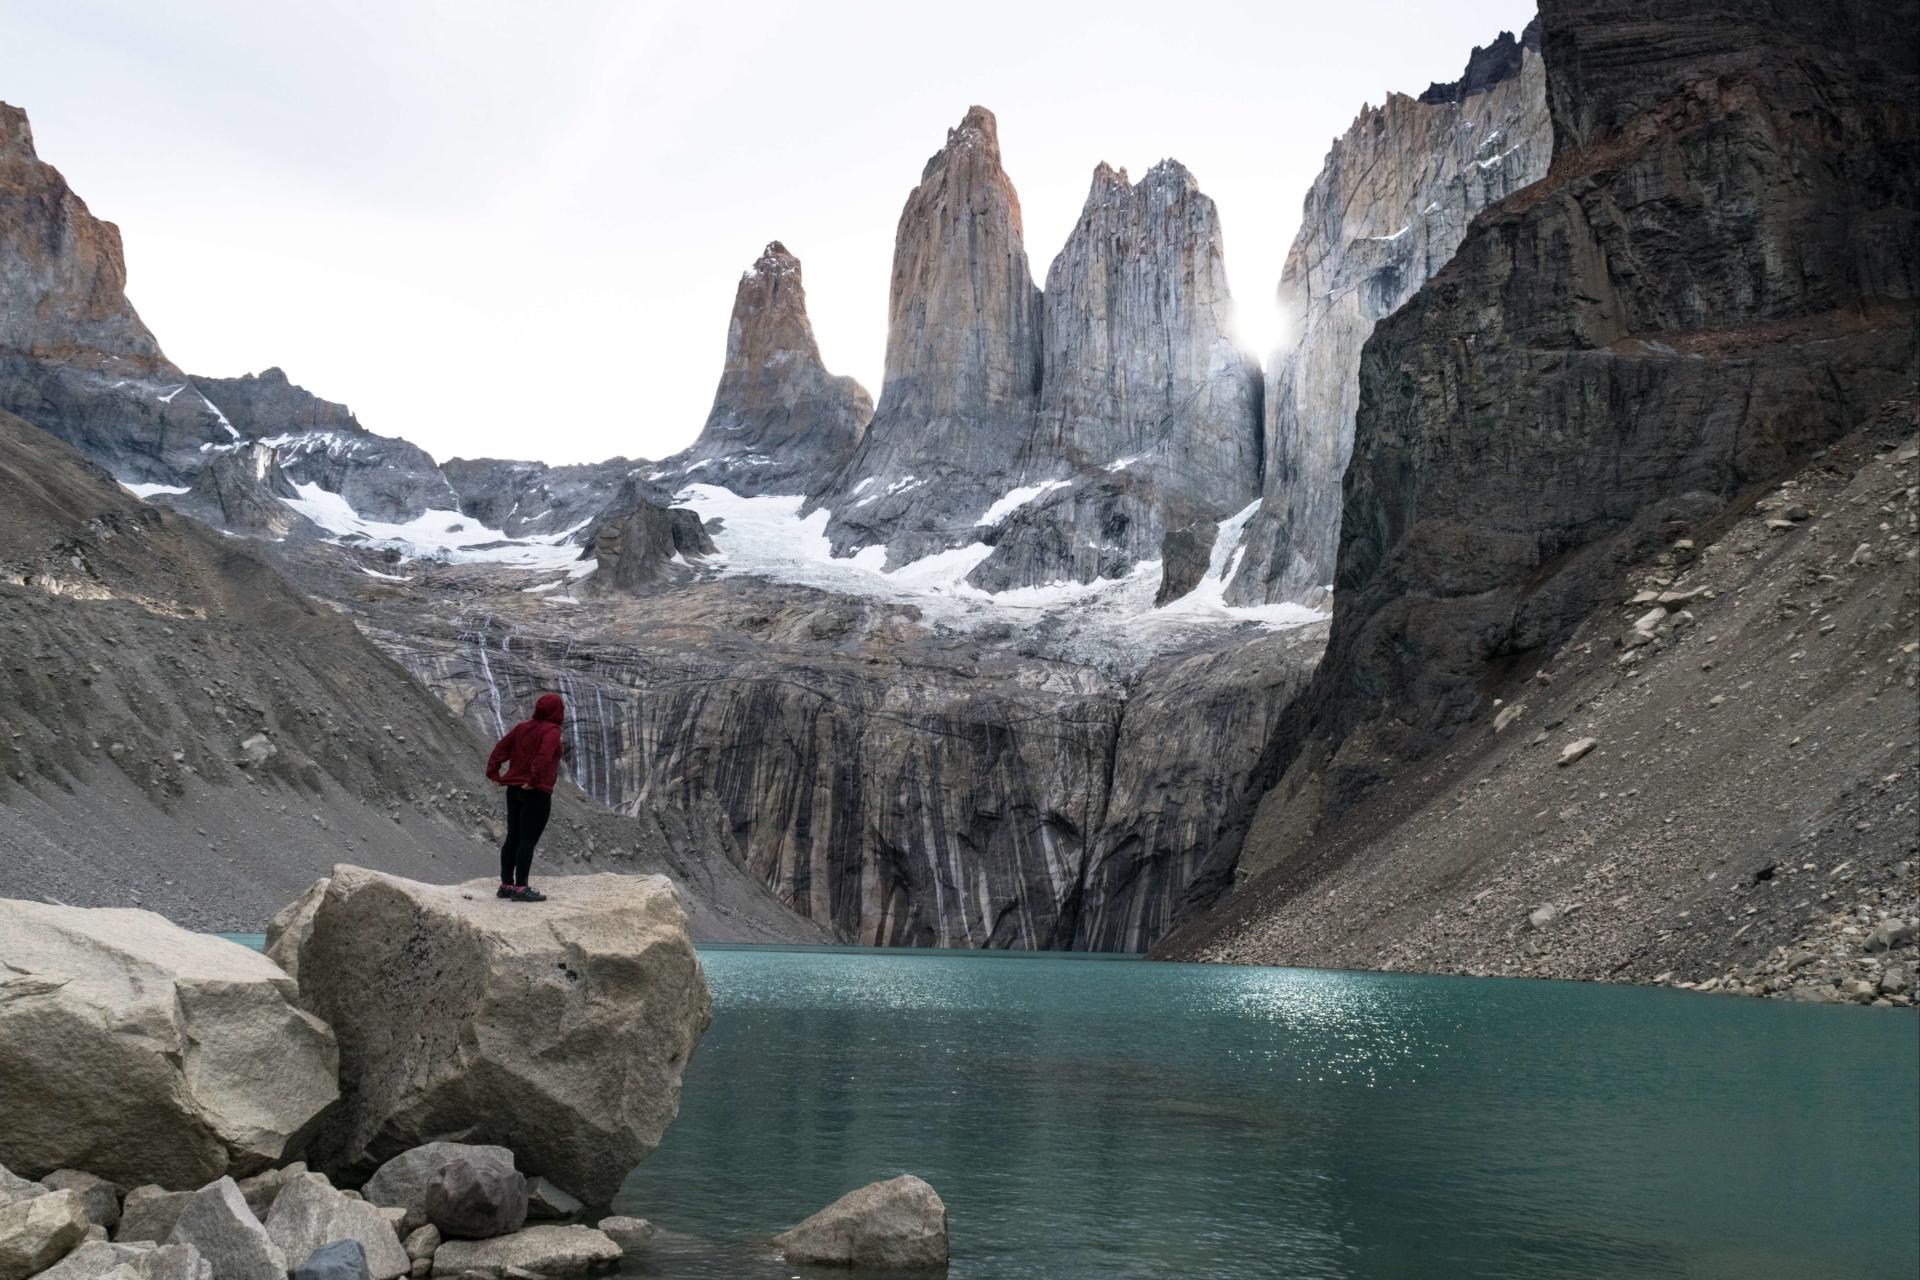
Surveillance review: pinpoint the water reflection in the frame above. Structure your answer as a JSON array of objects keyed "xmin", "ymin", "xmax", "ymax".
[{"xmin": 615, "ymin": 948, "xmax": 1918, "ymax": 1280}]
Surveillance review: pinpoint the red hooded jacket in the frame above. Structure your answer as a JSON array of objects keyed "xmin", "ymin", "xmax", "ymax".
[{"xmin": 486, "ymin": 693, "xmax": 566, "ymax": 793}]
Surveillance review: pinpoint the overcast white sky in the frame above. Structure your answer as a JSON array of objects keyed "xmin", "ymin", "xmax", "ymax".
[{"xmin": 1, "ymin": 0, "xmax": 1538, "ymax": 466}]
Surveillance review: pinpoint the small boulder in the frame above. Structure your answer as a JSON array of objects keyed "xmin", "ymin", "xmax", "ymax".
[
  {"xmin": 42, "ymin": 1171, "xmax": 123, "ymax": 1231},
  {"xmin": 429, "ymin": 1226, "xmax": 619, "ymax": 1279},
  {"xmin": 400, "ymin": 1226, "xmax": 440, "ymax": 1264},
  {"xmin": 264, "ymin": 1175, "xmax": 409, "ymax": 1280},
  {"xmin": 293, "ymin": 1240, "xmax": 371, "ymax": 1280},
  {"xmin": 424, "ymin": 1157, "xmax": 526, "ymax": 1242},
  {"xmin": 523, "ymin": 1180, "xmax": 582, "ymax": 1223},
  {"xmin": 264, "ymin": 880, "xmax": 330, "ymax": 986},
  {"xmin": 1863, "ymin": 918, "xmax": 1915, "ymax": 953},
  {"xmin": 0, "ymin": 902, "xmax": 338, "ymax": 1188},
  {"xmin": 773, "ymin": 1175, "xmax": 948, "ymax": 1271},
  {"xmin": 23, "ymin": 1239, "xmax": 149, "ymax": 1280},
  {"xmin": 1557, "ymin": 738, "xmax": 1598, "ymax": 767},
  {"xmin": 0, "ymin": 1188, "xmax": 90, "ymax": 1280},
  {"xmin": 299, "ymin": 870, "xmax": 709, "ymax": 1203},
  {"xmin": 363, "ymin": 1146, "xmax": 514, "ymax": 1238},
  {"xmin": 234, "ymin": 1164, "xmax": 310, "ymax": 1220},
  {"xmin": 1493, "ymin": 703, "xmax": 1526, "ymax": 734},
  {"xmin": 118, "ymin": 1189, "xmax": 193, "ymax": 1245},
  {"xmin": 136, "ymin": 1244, "xmax": 212, "ymax": 1280},
  {"xmin": 166, "ymin": 1178, "xmax": 287, "ymax": 1280},
  {"xmin": 592, "ymin": 1218, "xmax": 652, "ymax": 1252},
  {"xmin": 0, "ymin": 1168, "xmax": 44, "ymax": 1210},
  {"xmin": 1526, "ymin": 906, "xmax": 1558, "ymax": 931}
]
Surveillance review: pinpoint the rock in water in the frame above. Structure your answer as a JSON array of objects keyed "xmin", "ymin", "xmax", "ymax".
[
  {"xmin": 0, "ymin": 901, "xmax": 339, "ymax": 1189},
  {"xmin": 522, "ymin": 1179, "xmax": 582, "ymax": 1223},
  {"xmin": 0, "ymin": 1187, "xmax": 89, "ymax": 1280},
  {"xmin": 264, "ymin": 1176, "xmax": 409, "ymax": 1279},
  {"xmin": 362, "ymin": 1146, "xmax": 515, "ymax": 1237},
  {"xmin": 590, "ymin": 1218, "xmax": 652, "ymax": 1251},
  {"xmin": 299, "ymin": 869, "xmax": 710, "ymax": 1205},
  {"xmin": 291, "ymin": 1240, "xmax": 370, "ymax": 1280},
  {"xmin": 423, "ymin": 1158, "xmax": 525, "ymax": 1242},
  {"xmin": 39, "ymin": 1172, "xmax": 121, "ymax": 1231},
  {"xmin": 428, "ymin": 1227, "xmax": 620, "ymax": 1279},
  {"xmin": 773, "ymin": 1175, "xmax": 948, "ymax": 1270},
  {"xmin": 166, "ymin": 1180, "xmax": 286, "ymax": 1280}
]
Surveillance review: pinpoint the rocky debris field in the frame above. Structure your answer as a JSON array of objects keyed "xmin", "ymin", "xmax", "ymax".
[
  {"xmin": 1167, "ymin": 418, "xmax": 1920, "ymax": 1002},
  {"xmin": 0, "ymin": 877, "xmax": 944, "ymax": 1280},
  {"xmin": 0, "ymin": 410, "xmax": 825, "ymax": 941}
]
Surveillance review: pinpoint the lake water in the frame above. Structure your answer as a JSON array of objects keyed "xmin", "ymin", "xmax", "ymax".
[{"xmin": 613, "ymin": 946, "xmax": 1918, "ymax": 1280}]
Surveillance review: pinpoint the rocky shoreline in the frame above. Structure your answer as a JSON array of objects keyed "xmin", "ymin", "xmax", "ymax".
[{"xmin": 0, "ymin": 875, "xmax": 950, "ymax": 1280}]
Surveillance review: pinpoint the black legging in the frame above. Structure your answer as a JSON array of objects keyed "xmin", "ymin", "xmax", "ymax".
[{"xmin": 500, "ymin": 786, "xmax": 551, "ymax": 886}]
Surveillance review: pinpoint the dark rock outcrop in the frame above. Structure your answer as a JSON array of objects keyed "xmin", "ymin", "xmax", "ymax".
[
  {"xmin": 1228, "ymin": 20, "xmax": 1550, "ymax": 605},
  {"xmin": 823, "ymin": 106, "xmax": 1044, "ymax": 565},
  {"xmin": 440, "ymin": 458, "xmax": 645, "ymax": 541},
  {"xmin": 647, "ymin": 242, "xmax": 871, "ymax": 498},
  {"xmin": 192, "ymin": 370, "xmax": 458, "ymax": 524},
  {"xmin": 0, "ymin": 102, "xmax": 234, "ymax": 483},
  {"xmin": 152, "ymin": 442, "xmax": 314, "ymax": 540},
  {"xmin": 584, "ymin": 493, "xmax": 713, "ymax": 594},
  {"xmin": 968, "ymin": 160, "xmax": 1262, "ymax": 594},
  {"xmin": 1183, "ymin": 0, "xmax": 1920, "ymax": 926}
]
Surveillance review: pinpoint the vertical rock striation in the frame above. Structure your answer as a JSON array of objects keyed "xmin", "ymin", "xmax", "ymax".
[
  {"xmin": 0, "ymin": 101, "xmax": 235, "ymax": 482},
  {"xmin": 823, "ymin": 106, "xmax": 1044, "ymax": 565},
  {"xmin": 1227, "ymin": 21, "xmax": 1550, "ymax": 605},
  {"xmin": 968, "ymin": 160, "xmax": 1262, "ymax": 593},
  {"xmin": 649, "ymin": 242, "xmax": 872, "ymax": 498}
]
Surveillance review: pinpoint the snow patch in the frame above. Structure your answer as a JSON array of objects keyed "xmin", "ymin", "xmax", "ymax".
[
  {"xmin": 281, "ymin": 483, "xmax": 591, "ymax": 569},
  {"xmin": 978, "ymin": 480, "xmax": 1071, "ymax": 526},
  {"xmin": 122, "ymin": 482, "xmax": 191, "ymax": 499}
]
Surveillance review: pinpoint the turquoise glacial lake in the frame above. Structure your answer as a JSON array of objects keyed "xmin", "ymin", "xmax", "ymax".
[{"xmin": 611, "ymin": 946, "xmax": 1919, "ymax": 1280}]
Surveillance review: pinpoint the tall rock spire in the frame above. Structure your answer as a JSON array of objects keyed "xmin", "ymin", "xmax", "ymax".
[
  {"xmin": 966, "ymin": 159, "xmax": 1260, "ymax": 592},
  {"xmin": 656, "ymin": 241, "xmax": 871, "ymax": 497},
  {"xmin": 823, "ymin": 106, "xmax": 1043, "ymax": 564}
]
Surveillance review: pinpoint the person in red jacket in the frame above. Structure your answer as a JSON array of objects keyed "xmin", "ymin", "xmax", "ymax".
[{"xmin": 485, "ymin": 692, "xmax": 566, "ymax": 902}]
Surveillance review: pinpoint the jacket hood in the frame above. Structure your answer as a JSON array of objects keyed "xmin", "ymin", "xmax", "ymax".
[{"xmin": 533, "ymin": 693, "xmax": 565, "ymax": 724}]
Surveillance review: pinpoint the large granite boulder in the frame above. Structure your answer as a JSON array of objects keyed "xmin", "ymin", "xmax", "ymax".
[
  {"xmin": 39, "ymin": 1172, "xmax": 120, "ymax": 1231},
  {"xmin": 298, "ymin": 869, "xmax": 711, "ymax": 1204},
  {"xmin": 263, "ymin": 1175, "xmax": 409, "ymax": 1279},
  {"xmin": 428, "ymin": 1226, "xmax": 619, "ymax": 1279},
  {"xmin": 166, "ymin": 1179, "xmax": 285, "ymax": 1280},
  {"xmin": 0, "ymin": 1187, "xmax": 89, "ymax": 1280},
  {"xmin": 362, "ymin": 1145, "xmax": 514, "ymax": 1237},
  {"xmin": 422, "ymin": 1156, "xmax": 525, "ymax": 1242},
  {"xmin": 0, "ymin": 901, "xmax": 339, "ymax": 1188},
  {"xmin": 773, "ymin": 1175, "xmax": 948, "ymax": 1270}
]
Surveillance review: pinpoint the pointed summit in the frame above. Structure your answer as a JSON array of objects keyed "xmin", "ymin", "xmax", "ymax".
[{"xmin": 653, "ymin": 240, "xmax": 871, "ymax": 497}]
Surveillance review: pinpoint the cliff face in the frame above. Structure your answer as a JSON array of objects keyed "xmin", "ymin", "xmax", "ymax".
[
  {"xmin": 650, "ymin": 242, "xmax": 872, "ymax": 498},
  {"xmin": 823, "ymin": 106, "xmax": 1044, "ymax": 565},
  {"xmin": 968, "ymin": 161, "xmax": 1262, "ymax": 594},
  {"xmin": 1170, "ymin": 0, "xmax": 1919, "ymax": 932},
  {"xmin": 0, "ymin": 102, "xmax": 236, "ymax": 482},
  {"xmin": 1227, "ymin": 21, "xmax": 1550, "ymax": 606}
]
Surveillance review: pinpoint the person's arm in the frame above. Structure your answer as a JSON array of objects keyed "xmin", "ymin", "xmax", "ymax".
[{"xmin": 485, "ymin": 725, "xmax": 517, "ymax": 783}]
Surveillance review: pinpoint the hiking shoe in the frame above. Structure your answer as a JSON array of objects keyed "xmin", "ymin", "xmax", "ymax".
[
  {"xmin": 511, "ymin": 885, "xmax": 548, "ymax": 902},
  {"xmin": 496, "ymin": 884, "xmax": 515, "ymax": 899}
]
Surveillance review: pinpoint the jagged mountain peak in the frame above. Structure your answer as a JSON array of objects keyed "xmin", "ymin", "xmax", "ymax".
[
  {"xmin": 743, "ymin": 240, "xmax": 800, "ymax": 280},
  {"xmin": 0, "ymin": 101, "xmax": 35, "ymax": 157}
]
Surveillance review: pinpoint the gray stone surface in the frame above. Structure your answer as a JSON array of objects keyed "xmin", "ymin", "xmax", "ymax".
[
  {"xmin": 166, "ymin": 1180, "xmax": 286, "ymax": 1280},
  {"xmin": 423, "ymin": 1158, "xmax": 524, "ymax": 1243},
  {"xmin": 0, "ymin": 1188, "xmax": 88, "ymax": 1280},
  {"xmin": 21, "ymin": 1239, "xmax": 147, "ymax": 1280},
  {"xmin": 773, "ymin": 1175, "xmax": 948, "ymax": 1270},
  {"xmin": 264, "ymin": 1175, "xmax": 409, "ymax": 1279},
  {"xmin": 589, "ymin": 1219, "xmax": 652, "ymax": 1252},
  {"xmin": 428, "ymin": 1227, "xmax": 619, "ymax": 1279},
  {"xmin": 0, "ymin": 1168, "xmax": 42, "ymax": 1210},
  {"xmin": 0, "ymin": 902, "xmax": 338, "ymax": 1189},
  {"xmin": 646, "ymin": 242, "xmax": 871, "ymax": 499},
  {"xmin": 264, "ymin": 881, "xmax": 330, "ymax": 986},
  {"xmin": 117, "ymin": 1190, "xmax": 192, "ymax": 1247},
  {"xmin": 291, "ymin": 1240, "xmax": 370, "ymax": 1280},
  {"xmin": 363, "ymin": 1147, "xmax": 515, "ymax": 1238},
  {"xmin": 400, "ymin": 1227, "xmax": 439, "ymax": 1264},
  {"xmin": 521, "ymin": 1180, "xmax": 581, "ymax": 1223},
  {"xmin": 1227, "ymin": 19, "xmax": 1550, "ymax": 606},
  {"xmin": 40, "ymin": 1173, "xmax": 120, "ymax": 1231},
  {"xmin": 299, "ymin": 870, "xmax": 709, "ymax": 1204},
  {"xmin": 149, "ymin": 442, "xmax": 316, "ymax": 541},
  {"xmin": 234, "ymin": 1164, "xmax": 310, "ymax": 1218}
]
